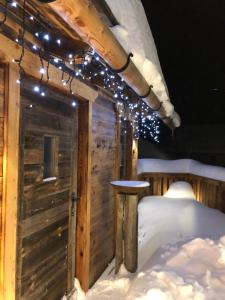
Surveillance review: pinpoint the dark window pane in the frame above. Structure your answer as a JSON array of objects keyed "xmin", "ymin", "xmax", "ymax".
[{"xmin": 43, "ymin": 136, "xmax": 55, "ymax": 179}]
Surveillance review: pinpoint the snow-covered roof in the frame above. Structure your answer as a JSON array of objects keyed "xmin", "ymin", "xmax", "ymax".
[{"xmin": 105, "ymin": 0, "xmax": 181, "ymax": 126}]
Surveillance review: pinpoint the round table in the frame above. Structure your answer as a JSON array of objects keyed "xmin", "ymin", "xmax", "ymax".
[{"xmin": 110, "ymin": 180, "xmax": 150, "ymax": 273}]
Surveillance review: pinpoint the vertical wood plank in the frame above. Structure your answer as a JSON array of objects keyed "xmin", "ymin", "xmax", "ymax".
[
  {"xmin": 76, "ymin": 101, "xmax": 92, "ymax": 291},
  {"xmin": 67, "ymin": 107, "xmax": 78, "ymax": 293},
  {"xmin": 1, "ymin": 64, "xmax": 20, "ymax": 300},
  {"xmin": 125, "ymin": 122, "xmax": 138, "ymax": 180},
  {"xmin": 124, "ymin": 194, "xmax": 138, "ymax": 273},
  {"xmin": 115, "ymin": 192, "xmax": 124, "ymax": 274}
]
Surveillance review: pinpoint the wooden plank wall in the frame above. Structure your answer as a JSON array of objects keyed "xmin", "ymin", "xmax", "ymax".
[
  {"xmin": 17, "ymin": 82, "xmax": 77, "ymax": 299},
  {"xmin": 89, "ymin": 92, "xmax": 118, "ymax": 286},
  {"xmin": 138, "ymin": 172, "xmax": 225, "ymax": 213},
  {"xmin": 0, "ymin": 65, "xmax": 4, "ymax": 281}
]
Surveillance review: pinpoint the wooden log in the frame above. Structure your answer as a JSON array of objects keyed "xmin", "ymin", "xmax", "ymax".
[
  {"xmin": 124, "ymin": 194, "xmax": 138, "ymax": 273},
  {"xmin": 0, "ymin": 33, "xmax": 98, "ymax": 103},
  {"xmin": 125, "ymin": 121, "xmax": 138, "ymax": 180},
  {"xmin": 1, "ymin": 64, "xmax": 20, "ymax": 300},
  {"xmin": 115, "ymin": 192, "xmax": 124, "ymax": 273},
  {"xmin": 46, "ymin": 0, "xmax": 178, "ymax": 129}
]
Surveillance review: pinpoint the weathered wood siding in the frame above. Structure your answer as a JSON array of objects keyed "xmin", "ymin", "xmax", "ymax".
[
  {"xmin": 17, "ymin": 80, "xmax": 77, "ymax": 299},
  {"xmin": 90, "ymin": 93, "xmax": 118, "ymax": 286},
  {"xmin": 0, "ymin": 65, "xmax": 4, "ymax": 261},
  {"xmin": 138, "ymin": 172, "xmax": 225, "ymax": 213}
]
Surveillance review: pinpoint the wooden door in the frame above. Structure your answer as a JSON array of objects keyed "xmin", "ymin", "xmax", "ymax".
[{"xmin": 17, "ymin": 79, "xmax": 78, "ymax": 299}]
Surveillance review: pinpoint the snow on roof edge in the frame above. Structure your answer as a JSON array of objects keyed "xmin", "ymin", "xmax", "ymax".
[{"xmin": 105, "ymin": 0, "xmax": 181, "ymax": 127}]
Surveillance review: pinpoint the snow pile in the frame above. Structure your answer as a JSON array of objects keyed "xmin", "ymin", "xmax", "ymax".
[
  {"xmin": 105, "ymin": 0, "xmax": 180, "ymax": 126},
  {"xmin": 138, "ymin": 195, "xmax": 225, "ymax": 269},
  {"xmin": 77, "ymin": 236, "xmax": 225, "ymax": 300},
  {"xmin": 164, "ymin": 182, "xmax": 196, "ymax": 199},
  {"xmin": 72, "ymin": 192, "xmax": 225, "ymax": 300},
  {"xmin": 126, "ymin": 236, "xmax": 225, "ymax": 300},
  {"xmin": 138, "ymin": 158, "xmax": 225, "ymax": 182}
]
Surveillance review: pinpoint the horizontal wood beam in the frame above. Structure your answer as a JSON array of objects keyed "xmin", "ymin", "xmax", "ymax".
[{"xmin": 0, "ymin": 33, "xmax": 98, "ymax": 102}]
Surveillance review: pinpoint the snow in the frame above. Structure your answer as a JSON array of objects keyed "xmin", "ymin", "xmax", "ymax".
[
  {"xmin": 164, "ymin": 182, "xmax": 195, "ymax": 199},
  {"xmin": 105, "ymin": 0, "xmax": 180, "ymax": 127},
  {"xmin": 138, "ymin": 158, "xmax": 225, "ymax": 182},
  {"xmin": 71, "ymin": 184, "xmax": 225, "ymax": 300},
  {"xmin": 111, "ymin": 181, "xmax": 150, "ymax": 188}
]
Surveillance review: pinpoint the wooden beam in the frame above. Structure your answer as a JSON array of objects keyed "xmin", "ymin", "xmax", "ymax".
[
  {"xmin": 45, "ymin": 0, "xmax": 178, "ymax": 128},
  {"xmin": 125, "ymin": 122, "xmax": 138, "ymax": 180},
  {"xmin": 76, "ymin": 101, "xmax": 92, "ymax": 291},
  {"xmin": 1, "ymin": 64, "xmax": 20, "ymax": 300},
  {"xmin": 28, "ymin": 0, "xmax": 87, "ymax": 48},
  {"xmin": 0, "ymin": 33, "xmax": 98, "ymax": 103}
]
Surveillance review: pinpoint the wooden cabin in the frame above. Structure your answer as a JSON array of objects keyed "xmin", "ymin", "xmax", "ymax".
[{"xmin": 0, "ymin": 0, "xmax": 181, "ymax": 299}]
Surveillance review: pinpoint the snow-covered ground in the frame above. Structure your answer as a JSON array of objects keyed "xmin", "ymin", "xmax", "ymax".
[{"xmin": 71, "ymin": 182, "xmax": 225, "ymax": 300}]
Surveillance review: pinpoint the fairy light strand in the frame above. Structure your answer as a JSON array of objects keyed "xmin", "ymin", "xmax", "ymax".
[{"xmin": 6, "ymin": 0, "xmax": 160, "ymax": 141}]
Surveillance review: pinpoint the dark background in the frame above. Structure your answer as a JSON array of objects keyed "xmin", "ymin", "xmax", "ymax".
[{"xmin": 139, "ymin": 0, "xmax": 225, "ymax": 166}]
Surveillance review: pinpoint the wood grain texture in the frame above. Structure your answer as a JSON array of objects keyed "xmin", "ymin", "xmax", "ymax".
[
  {"xmin": 115, "ymin": 193, "xmax": 124, "ymax": 274},
  {"xmin": 0, "ymin": 65, "xmax": 5, "ymax": 300},
  {"xmin": 76, "ymin": 101, "xmax": 92, "ymax": 292},
  {"xmin": 0, "ymin": 34, "xmax": 98, "ymax": 103},
  {"xmin": 138, "ymin": 172, "xmax": 225, "ymax": 213},
  {"xmin": 124, "ymin": 194, "xmax": 138, "ymax": 273},
  {"xmin": 125, "ymin": 122, "xmax": 138, "ymax": 180},
  {"xmin": 1, "ymin": 64, "xmax": 20, "ymax": 300},
  {"xmin": 89, "ymin": 94, "xmax": 117, "ymax": 286},
  {"xmin": 47, "ymin": 0, "xmax": 176, "ymax": 127},
  {"xmin": 16, "ymin": 78, "xmax": 78, "ymax": 300}
]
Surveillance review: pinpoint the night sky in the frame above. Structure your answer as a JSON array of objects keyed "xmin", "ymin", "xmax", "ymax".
[{"xmin": 140, "ymin": 0, "xmax": 225, "ymax": 126}]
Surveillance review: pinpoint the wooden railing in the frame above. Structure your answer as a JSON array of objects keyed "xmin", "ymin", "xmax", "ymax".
[{"xmin": 138, "ymin": 172, "xmax": 225, "ymax": 213}]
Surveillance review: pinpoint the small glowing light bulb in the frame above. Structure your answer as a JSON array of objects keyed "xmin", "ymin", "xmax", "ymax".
[
  {"xmin": 41, "ymin": 92, "xmax": 45, "ymax": 97},
  {"xmin": 71, "ymin": 101, "xmax": 76, "ymax": 107},
  {"xmin": 56, "ymin": 39, "xmax": 61, "ymax": 45},
  {"xmin": 33, "ymin": 86, "xmax": 40, "ymax": 92},
  {"xmin": 68, "ymin": 54, "xmax": 73, "ymax": 59},
  {"xmin": 54, "ymin": 58, "xmax": 59, "ymax": 63},
  {"xmin": 43, "ymin": 34, "xmax": 49, "ymax": 41},
  {"xmin": 30, "ymin": 16, "xmax": 34, "ymax": 21},
  {"xmin": 32, "ymin": 44, "xmax": 37, "ymax": 50},
  {"xmin": 11, "ymin": 1, "xmax": 17, "ymax": 8},
  {"xmin": 39, "ymin": 68, "xmax": 45, "ymax": 74},
  {"xmin": 16, "ymin": 79, "xmax": 20, "ymax": 84}
]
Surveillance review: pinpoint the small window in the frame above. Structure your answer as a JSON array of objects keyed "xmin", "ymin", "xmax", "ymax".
[{"xmin": 43, "ymin": 136, "xmax": 58, "ymax": 181}]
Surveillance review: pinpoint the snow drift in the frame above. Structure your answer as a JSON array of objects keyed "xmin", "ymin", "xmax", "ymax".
[{"xmin": 72, "ymin": 180, "xmax": 225, "ymax": 299}]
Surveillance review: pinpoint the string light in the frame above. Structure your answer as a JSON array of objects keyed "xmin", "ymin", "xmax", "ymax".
[
  {"xmin": 33, "ymin": 86, "xmax": 40, "ymax": 92},
  {"xmin": 43, "ymin": 33, "xmax": 49, "ymax": 41},
  {"xmin": 11, "ymin": 1, "xmax": 17, "ymax": 8},
  {"xmin": 6, "ymin": 1, "xmax": 160, "ymax": 142}
]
